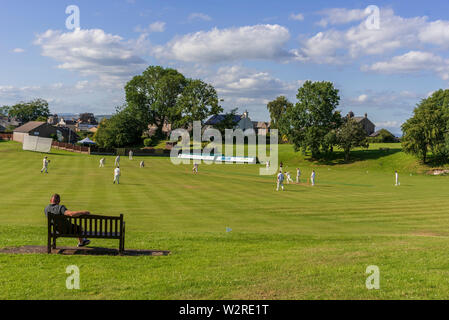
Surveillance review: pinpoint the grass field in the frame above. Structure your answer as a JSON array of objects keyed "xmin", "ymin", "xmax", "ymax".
[{"xmin": 1, "ymin": 139, "xmax": 449, "ymax": 299}]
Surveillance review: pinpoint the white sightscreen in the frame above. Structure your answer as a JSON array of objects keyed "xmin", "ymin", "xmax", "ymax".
[{"xmin": 23, "ymin": 135, "xmax": 52, "ymax": 153}]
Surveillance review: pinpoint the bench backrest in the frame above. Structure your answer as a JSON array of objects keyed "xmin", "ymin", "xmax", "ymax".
[{"xmin": 48, "ymin": 214, "xmax": 124, "ymax": 237}]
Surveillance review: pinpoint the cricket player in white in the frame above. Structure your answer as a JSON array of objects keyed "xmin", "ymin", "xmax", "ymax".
[
  {"xmin": 41, "ymin": 156, "xmax": 49, "ymax": 173},
  {"xmin": 395, "ymin": 171, "xmax": 399, "ymax": 186},
  {"xmin": 277, "ymin": 171, "xmax": 285, "ymax": 191},
  {"xmin": 129, "ymin": 150, "xmax": 133, "ymax": 160},
  {"xmin": 113, "ymin": 166, "xmax": 121, "ymax": 184},
  {"xmin": 286, "ymin": 172, "xmax": 293, "ymax": 184},
  {"xmin": 266, "ymin": 160, "xmax": 270, "ymax": 170},
  {"xmin": 140, "ymin": 161, "xmax": 145, "ymax": 168},
  {"xmin": 99, "ymin": 158, "xmax": 105, "ymax": 168},
  {"xmin": 115, "ymin": 155, "xmax": 120, "ymax": 166},
  {"xmin": 193, "ymin": 163, "xmax": 198, "ymax": 174},
  {"xmin": 311, "ymin": 170, "xmax": 316, "ymax": 186},
  {"xmin": 296, "ymin": 168, "xmax": 301, "ymax": 183}
]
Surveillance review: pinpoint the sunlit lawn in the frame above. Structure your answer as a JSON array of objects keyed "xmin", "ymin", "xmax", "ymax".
[{"xmin": 1, "ymin": 140, "xmax": 449, "ymax": 299}]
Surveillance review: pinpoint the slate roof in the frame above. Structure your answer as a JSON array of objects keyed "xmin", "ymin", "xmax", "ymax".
[
  {"xmin": 205, "ymin": 114, "xmax": 242, "ymax": 126},
  {"xmin": 13, "ymin": 121, "xmax": 46, "ymax": 133}
]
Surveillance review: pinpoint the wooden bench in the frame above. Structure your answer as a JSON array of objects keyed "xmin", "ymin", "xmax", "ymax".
[{"xmin": 47, "ymin": 214, "xmax": 126, "ymax": 254}]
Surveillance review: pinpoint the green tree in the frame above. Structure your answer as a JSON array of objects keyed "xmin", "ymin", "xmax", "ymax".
[
  {"xmin": 401, "ymin": 117, "xmax": 428, "ymax": 162},
  {"xmin": 94, "ymin": 106, "xmax": 144, "ymax": 149},
  {"xmin": 125, "ymin": 66, "xmax": 187, "ymax": 138},
  {"xmin": 0, "ymin": 106, "xmax": 10, "ymax": 116},
  {"xmin": 213, "ymin": 108, "xmax": 239, "ymax": 136},
  {"xmin": 7, "ymin": 99, "xmax": 50, "ymax": 123},
  {"xmin": 336, "ymin": 118, "xmax": 369, "ymax": 161},
  {"xmin": 266, "ymin": 96, "xmax": 293, "ymax": 131},
  {"xmin": 36, "ymin": 116, "xmax": 48, "ymax": 122},
  {"xmin": 174, "ymin": 79, "xmax": 222, "ymax": 129},
  {"xmin": 401, "ymin": 89, "xmax": 449, "ymax": 162},
  {"xmin": 280, "ymin": 81, "xmax": 342, "ymax": 158}
]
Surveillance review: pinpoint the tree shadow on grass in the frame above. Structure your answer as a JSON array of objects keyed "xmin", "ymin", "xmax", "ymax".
[
  {"xmin": 422, "ymin": 156, "xmax": 449, "ymax": 168},
  {"xmin": 313, "ymin": 148, "xmax": 402, "ymax": 166}
]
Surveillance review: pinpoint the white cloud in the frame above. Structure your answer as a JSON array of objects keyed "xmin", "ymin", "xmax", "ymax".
[
  {"xmin": 317, "ymin": 8, "xmax": 367, "ymax": 27},
  {"xmin": 375, "ymin": 121, "xmax": 400, "ymax": 129},
  {"xmin": 296, "ymin": 8, "xmax": 430, "ymax": 64},
  {"xmin": 12, "ymin": 48, "xmax": 25, "ymax": 53},
  {"xmin": 205, "ymin": 65, "xmax": 301, "ymax": 107},
  {"xmin": 363, "ymin": 51, "xmax": 449, "ymax": 80},
  {"xmin": 51, "ymin": 83, "xmax": 63, "ymax": 89},
  {"xmin": 201, "ymin": 65, "xmax": 302, "ymax": 119},
  {"xmin": 75, "ymin": 80, "xmax": 89, "ymax": 90},
  {"xmin": 135, "ymin": 21, "xmax": 166, "ymax": 33},
  {"xmin": 188, "ymin": 12, "xmax": 212, "ymax": 22},
  {"xmin": 289, "ymin": 13, "xmax": 304, "ymax": 21},
  {"xmin": 34, "ymin": 29, "xmax": 148, "ymax": 85},
  {"xmin": 153, "ymin": 24, "xmax": 292, "ymax": 63},
  {"xmin": 418, "ymin": 20, "xmax": 449, "ymax": 46},
  {"xmin": 356, "ymin": 94, "xmax": 368, "ymax": 102},
  {"xmin": 295, "ymin": 30, "xmax": 345, "ymax": 64},
  {"xmin": 0, "ymin": 82, "xmax": 124, "ymax": 114}
]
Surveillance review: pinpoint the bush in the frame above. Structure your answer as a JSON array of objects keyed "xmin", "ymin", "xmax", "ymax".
[
  {"xmin": 368, "ymin": 129, "xmax": 398, "ymax": 143},
  {"xmin": 144, "ymin": 136, "xmax": 159, "ymax": 147}
]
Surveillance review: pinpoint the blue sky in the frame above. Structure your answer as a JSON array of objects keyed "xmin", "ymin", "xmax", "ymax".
[{"xmin": 1, "ymin": 0, "xmax": 449, "ymax": 134}]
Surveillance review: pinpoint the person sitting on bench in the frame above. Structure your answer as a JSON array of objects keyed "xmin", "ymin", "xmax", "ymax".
[{"xmin": 44, "ymin": 194, "xmax": 91, "ymax": 247}]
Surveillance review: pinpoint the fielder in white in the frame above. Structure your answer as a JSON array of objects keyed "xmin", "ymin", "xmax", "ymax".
[
  {"xmin": 41, "ymin": 156, "xmax": 49, "ymax": 174},
  {"xmin": 296, "ymin": 168, "xmax": 301, "ymax": 183},
  {"xmin": 140, "ymin": 161, "xmax": 145, "ymax": 168},
  {"xmin": 114, "ymin": 155, "xmax": 120, "ymax": 166},
  {"xmin": 113, "ymin": 166, "xmax": 121, "ymax": 184},
  {"xmin": 99, "ymin": 158, "xmax": 105, "ymax": 168},
  {"xmin": 276, "ymin": 171, "xmax": 285, "ymax": 191},
  {"xmin": 266, "ymin": 160, "xmax": 270, "ymax": 170},
  {"xmin": 395, "ymin": 171, "xmax": 400, "ymax": 186},
  {"xmin": 286, "ymin": 172, "xmax": 293, "ymax": 184},
  {"xmin": 311, "ymin": 170, "xmax": 316, "ymax": 186},
  {"xmin": 129, "ymin": 150, "xmax": 133, "ymax": 160},
  {"xmin": 193, "ymin": 163, "xmax": 199, "ymax": 174}
]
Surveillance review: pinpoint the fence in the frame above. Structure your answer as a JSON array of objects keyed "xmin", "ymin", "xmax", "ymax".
[
  {"xmin": 0, "ymin": 133, "xmax": 13, "ymax": 141},
  {"xmin": 50, "ymin": 141, "xmax": 173, "ymax": 157},
  {"xmin": 51, "ymin": 141, "xmax": 90, "ymax": 154}
]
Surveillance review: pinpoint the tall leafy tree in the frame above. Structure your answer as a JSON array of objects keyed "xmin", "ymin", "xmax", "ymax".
[
  {"xmin": 7, "ymin": 99, "xmax": 50, "ymax": 123},
  {"xmin": 401, "ymin": 117, "xmax": 428, "ymax": 162},
  {"xmin": 336, "ymin": 118, "xmax": 369, "ymax": 161},
  {"xmin": 280, "ymin": 81, "xmax": 342, "ymax": 158},
  {"xmin": 402, "ymin": 89, "xmax": 449, "ymax": 162},
  {"xmin": 125, "ymin": 66, "xmax": 187, "ymax": 137},
  {"xmin": 266, "ymin": 96, "xmax": 293, "ymax": 131},
  {"xmin": 174, "ymin": 79, "xmax": 222, "ymax": 129},
  {"xmin": 94, "ymin": 105, "xmax": 144, "ymax": 149}
]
